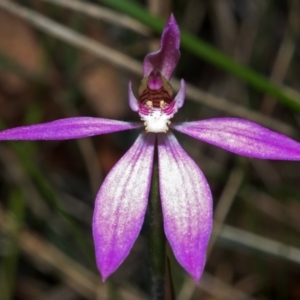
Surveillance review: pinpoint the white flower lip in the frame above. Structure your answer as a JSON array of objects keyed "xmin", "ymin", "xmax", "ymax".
[{"xmin": 141, "ymin": 109, "xmax": 172, "ymax": 133}]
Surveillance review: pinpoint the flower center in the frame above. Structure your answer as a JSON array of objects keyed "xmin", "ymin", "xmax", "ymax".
[{"xmin": 138, "ymin": 69, "xmax": 175, "ymax": 133}]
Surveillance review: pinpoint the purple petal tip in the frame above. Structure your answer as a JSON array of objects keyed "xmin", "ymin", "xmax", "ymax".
[
  {"xmin": 143, "ymin": 14, "xmax": 180, "ymax": 79},
  {"xmin": 168, "ymin": 14, "xmax": 177, "ymax": 27}
]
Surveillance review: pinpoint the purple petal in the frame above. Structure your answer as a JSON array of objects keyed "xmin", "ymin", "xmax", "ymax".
[
  {"xmin": 143, "ymin": 14, "xmax": 180, "ymax": 80},
  {"xmin": 93, "ymin": 133, "xmax": 155, "ymax": 281},
  {"xmin": 174, "ymin": 79, "xmax": 186, "ymax": 110},
  {"xmin": 128, "ymin": 81, "xmax": 139, "ymax": 112},
  {"xmin": 0, "ymin": 117, "xmax": 141, "ymax": 140},
  {"xmin": 173, "ymin": 118, "xmax": 300, "ymax": 159},
  {"xmin": 158, "ymin": 133, "xmax": 212, "ymax": 282}
]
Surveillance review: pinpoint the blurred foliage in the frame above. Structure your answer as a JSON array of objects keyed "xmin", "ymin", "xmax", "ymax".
[{"xmin": 0, "ymin": 0, "xmax": 300, "ymax": 299}]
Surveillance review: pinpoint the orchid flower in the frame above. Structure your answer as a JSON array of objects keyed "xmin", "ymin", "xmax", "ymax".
[{"xmin": 1, "ymin": 15, "xmax": 300, "ymax": 283}]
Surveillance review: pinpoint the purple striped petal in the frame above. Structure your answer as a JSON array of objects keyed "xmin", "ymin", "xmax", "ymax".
[
  {"xmin": 93, "ymin": 133, "xmax": 155, "ymax": 281},
  {"xmin": 174, "ymin": 118, "xmax": 300, "ymax": 160},
  {"xmin": 143, "ymin": 14, "xmax": 180, "ymax": 80},
  {"xmin": 128, "ymin": 81, "xmax": 139, "ymax": 112},
  {"xmin": 174, "ymin": 79, "xmax": 186, "ymax": 110},
  {"xmin": 0, "ymin": 117, "xmax": 141, "ymax": 140},
  {"xmin": 158, "ymin": 133, "xmax": 212, "ymax": 282}
]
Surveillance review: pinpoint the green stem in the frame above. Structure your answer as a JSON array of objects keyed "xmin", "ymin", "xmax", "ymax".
[
  {"xmin": 0, "ymin": 190, "xmax": 25, "ymax": 300},
  {"xmin": 149, "ymin": 152, "xmax": 165, "ymax": 300}
]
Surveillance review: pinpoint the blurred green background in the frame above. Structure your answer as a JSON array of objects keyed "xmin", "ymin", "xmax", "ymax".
[{"xmin": 0, "ymin": 0, "xmax": 300, "ymax": 299}]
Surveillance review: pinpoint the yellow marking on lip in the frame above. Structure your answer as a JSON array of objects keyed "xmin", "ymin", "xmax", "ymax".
[{"xmin": 160, "ymin": 100, "xmax": 166, "ymax": 108}]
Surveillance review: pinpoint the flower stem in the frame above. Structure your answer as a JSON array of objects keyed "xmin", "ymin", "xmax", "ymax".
[{"xmin": 149, "ymin": 152, "xmax": 165, "ymax": 300}]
